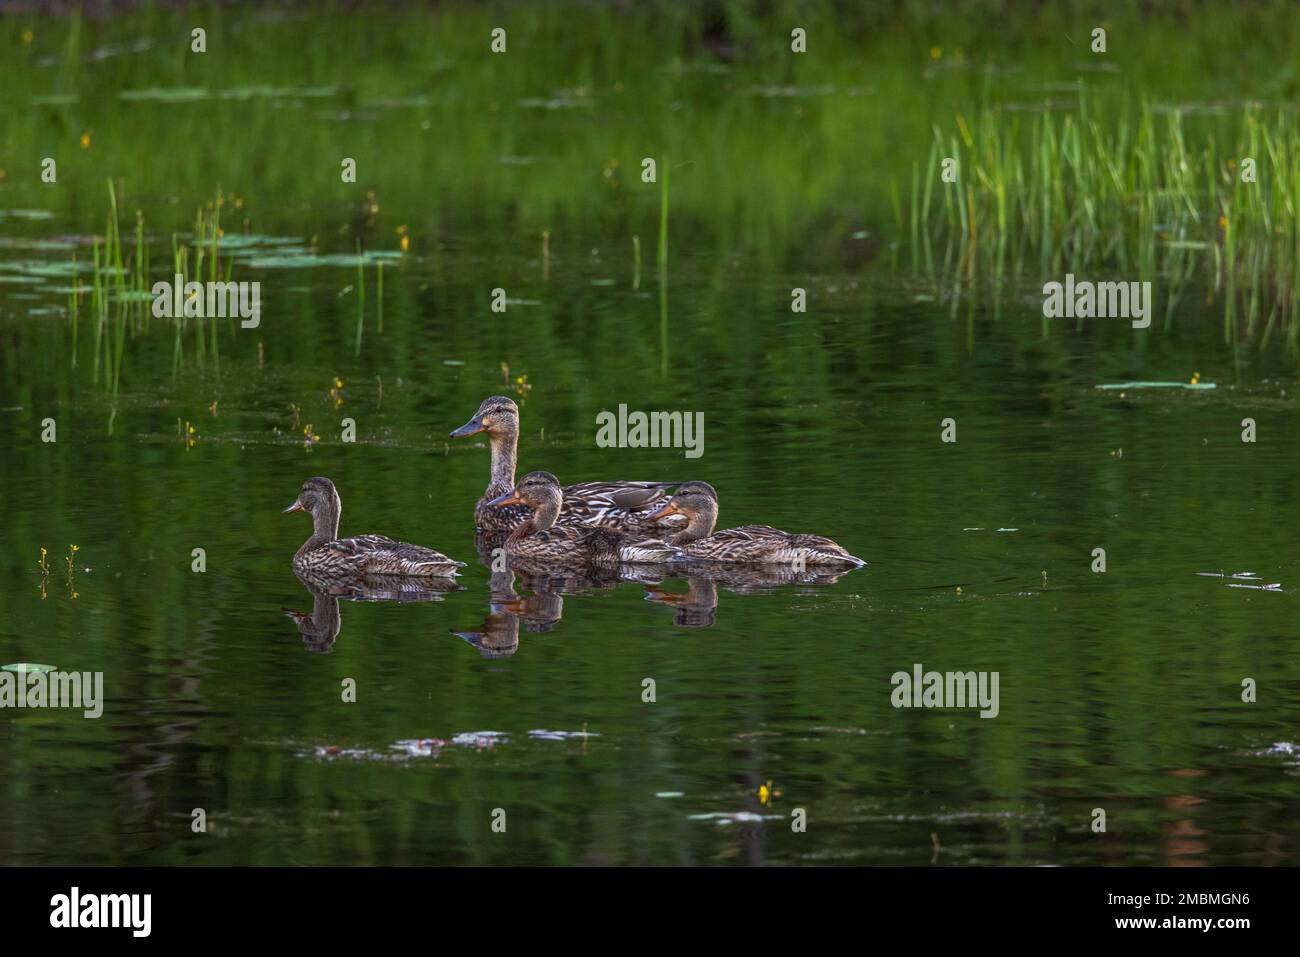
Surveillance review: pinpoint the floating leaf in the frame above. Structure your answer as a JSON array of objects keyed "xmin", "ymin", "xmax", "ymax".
[{"xmin": 1096, "ymin": 381, "xmax": 1217, "ymax": 390}]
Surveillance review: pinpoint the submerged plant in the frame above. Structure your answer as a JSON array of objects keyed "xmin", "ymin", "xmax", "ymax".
[{"xmin": 64, "ymin": 545, "xmax": 79, "ymax": 593}]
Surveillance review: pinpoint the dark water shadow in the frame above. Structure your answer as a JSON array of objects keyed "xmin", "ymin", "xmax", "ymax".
[{"xmin": 283, "ymin": 568, "xmax": 462, "ymax": 653}]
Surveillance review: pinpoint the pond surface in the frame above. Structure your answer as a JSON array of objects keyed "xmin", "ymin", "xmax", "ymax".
[
  {"xmin": 4, "ymin": 221, "xmax": 1299, "ymax": 865},
  {"xmin": 3, "ymin": 5, "xmax": 1300, "ymax": 866}
]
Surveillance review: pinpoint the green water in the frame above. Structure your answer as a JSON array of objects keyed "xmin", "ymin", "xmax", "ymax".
[{"xmin": 2, "ymin": 2, "xmax": 1300, "ymax": 866}]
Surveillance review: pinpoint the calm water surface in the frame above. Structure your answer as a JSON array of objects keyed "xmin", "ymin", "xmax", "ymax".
[{"xmin": 4, "ymin": 227, "xmax": 1299, "ymax": 866}]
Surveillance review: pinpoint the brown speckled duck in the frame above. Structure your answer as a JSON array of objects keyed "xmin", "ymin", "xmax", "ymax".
[
  {"xmin": 284, "ymin": 477, "xmax": 465, "ymax": 578},
  {"xmin": 488, "ymin": 470, "xmax": 682, "ymax": 565},
  {"xmin": 645, "ymin": 481, "xmax": 865, "ymax": 567},
  {"xmin": 450, "ymin": 396, "xmax": 684, "ymax": 532}
]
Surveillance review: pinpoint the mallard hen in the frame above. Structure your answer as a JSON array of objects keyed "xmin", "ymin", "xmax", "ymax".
[
  {"xmin": 646, "ymin": 481, "xmax": 865, "ymax": 567},
  {"xmin": 450, "ymin": 396, "xmax": 684, "ymax": 532},
  {"xmin": 284, "ymin": 477, "xmax": 465, "ymax": 577}
]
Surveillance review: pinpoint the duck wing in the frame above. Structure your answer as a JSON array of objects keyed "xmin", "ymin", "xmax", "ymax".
[
  {"xmin": 558, "ymin": 481, "xmax": 686, "ymax": 528},
  {"xmin": 612, "ymin": 532, "xmax": 683, "ymax": 564},
  {"xmin": 507, "ymin": 524, "xmax": 677, "ymax": 566},
  {"xmin": 683, "ymin": 525, "xmax": 864, "ymax": 566},
  {"xmin": 331, "ymin": 535, "xmax": 467, "ymax": 578}
]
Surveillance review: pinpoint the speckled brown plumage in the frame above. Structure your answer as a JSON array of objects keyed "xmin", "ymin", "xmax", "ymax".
[
  {"xmin": 284, "ymin": 477, "xmax": 465, "ymax": 578},
  {"xmin": 450, "ymin": 396, "xmax": 685, "ymax": 532},
  {"xmin": 488, "ymin": 471, "xmax": 684, "ymax": 565},
  {"xmin": 647, "ymin": 481, "xmax": 865, "ymax": 567}
]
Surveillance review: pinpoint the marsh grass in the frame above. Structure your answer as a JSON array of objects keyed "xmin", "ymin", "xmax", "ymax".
[
  {"xmin": 914, "ymin": 100, "xmax": 1300, "ymax": 343},
  {"xmin": 355, "ymin": 239, "xmax": 366, "ymax": 356},
  {"xmin": 658, "ymin": 159, "xmax": 669, "ymax": 376},
  {"xmin": 69, "ymin": 184, "xmax": 256, "ymax": 388},
  {"xmin": 10, "ymin": 0, "xmax": 1300, "ymax": 373}
]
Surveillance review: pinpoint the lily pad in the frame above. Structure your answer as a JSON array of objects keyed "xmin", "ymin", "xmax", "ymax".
[
  {"xmin": 244, "ymin": 251, "xmax": 403, "ymax": 269},
  {"xmin": 31, "ymin": 93, "xmax": 80, "ymax": 106},
  {"xmin": 1095, "ymin": 381, "xmax": 1216, "ymax": 390},
  {"xmin": 2, "ymin": 663, "xmax": 56, "ymax": 673},
  {"xmin": 119, "ymin": 87, "xmax": 210, "ymax": 102}
]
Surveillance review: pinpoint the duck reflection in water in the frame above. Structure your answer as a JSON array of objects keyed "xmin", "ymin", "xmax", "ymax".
[
  {"xmin": 452, "ymin": 534, "xmax": 661, "ymax": 656},
  {"xmin": 642, "ymin": 563, "xmax": 857, "ymax": 629},
  {"xmin": 282, "ymin": 568, "xmax": 462, "ymax": 653}
]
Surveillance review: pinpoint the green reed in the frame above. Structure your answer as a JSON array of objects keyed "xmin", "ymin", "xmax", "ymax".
[
  {"xmin": 355, "ymin": 239, "xmax": 366, "ymax": 356},
  {"xmin": 658, "ymin": 159, "xmax": 668, "ymax": 377},
  {"xmin": 910, "ymin": 99, "xmax": 1300, "ymax": 345}
]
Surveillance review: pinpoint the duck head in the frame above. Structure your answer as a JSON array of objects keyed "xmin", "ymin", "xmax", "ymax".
[
  {"xmin": 284, "ymin": 476, "xmax": 342, "ymax": 542},
  {"xmin": 488, "ymin": 470, "xmax": 563, "ymax": 531},
  {"xmin": 451, "ymin": 396, "xmax": 520, "ymax": 494},
  {"xmin": 645, "ymin": 481, "xmax": 719, "ymax": 543},
  {"xmin": 450, "ymin": 395, "xmax": 519, "ymax": 441}
]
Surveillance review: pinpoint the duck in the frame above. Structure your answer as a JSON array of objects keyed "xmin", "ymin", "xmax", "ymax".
[
  {"xmin": 487, "ymin": 470, "xmax": 683, "ymax": 565},
  {"xmin": 644, "ymin": 481, "xmax": 865, "ymax": 567},
  {"xmin": 283, "ymin": 476, "xmax": 465, "ymax": 577},
  {"xmin": 450, "ymin": 395, "xmax": 684, "ymax": 532}
]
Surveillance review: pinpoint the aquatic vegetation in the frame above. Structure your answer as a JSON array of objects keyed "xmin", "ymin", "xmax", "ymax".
[
  {"xmin": 658, "ymin": 159, "xmax": 669, "ymax": 375},
  {"xmin": 913, "ymin": 100, "xmax": 1300, "ymax": 343},
  {"xmin": 1095, "ymin": 381, "xmax": 1217, "ymax": 390},
  {"xmin": 4, "ymin": 0, "xmax": 1300, "ymax": 381},
  {"xmin": 1, "ymin": 663, "xmax": 56, "ymax": 674},
  {"xmin": 63, "ymin": 544, "xmax": 79, "ymax": 599}
]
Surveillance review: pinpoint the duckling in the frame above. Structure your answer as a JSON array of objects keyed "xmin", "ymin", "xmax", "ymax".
[
  {"xmin": 487, "ymin": 470, "xmax": 682, "ymax": 564},
  {"xmin": 284, "ymin": 477, "xmax": 465, "ymax": 577},
  {"xmin": 645, "ymin": 481, "xmax": 865, "ymax": 567},
  {"xmin": 450, "ymin": 396, "xmax": 683, "ymax": 531}
]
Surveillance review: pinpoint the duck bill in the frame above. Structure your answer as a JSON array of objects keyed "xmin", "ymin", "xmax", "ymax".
[
  {"xmin": 487, "ymin": 491, "xmax": 524, "ymax": 508},
  {"xmin": 645, "ymin": 501, "xmax": 681, "ymax": 521},
  {"xmin": 449, "ymin": 417, "xmax": 485, "ymax": 438},
  {"xmin": 282, "ymin": 500, "xmax": 305, "ymax": 514}
]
